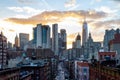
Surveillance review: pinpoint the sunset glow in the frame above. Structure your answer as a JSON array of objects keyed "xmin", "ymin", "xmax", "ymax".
[{"xmin": 0, "ymin": 0, "xmax": 120, "ymax": 48}]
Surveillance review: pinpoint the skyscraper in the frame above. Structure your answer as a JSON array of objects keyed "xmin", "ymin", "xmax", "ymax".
[
  {"xmin": 52, "ymin": 24, "xmax": 59, "ymax": 55},
  {"xmin": 87, "ymin": 33, "xmax": 94, "ymax": 47},
  {"xmin": 33, "ymin": 24, "xmax": 50, "ymax": 48},
  {"xmin": 72, "ymin": 33, "xmax": 81, "ymax": 48},
  {"xmin": 19, "ymin": 33, "xmax": 29, "ymax": 50},
  {"xmin": 60, "ymin": 29, "xmax": 67, "ymax": 50},
  {"xmin": 42, "ymin": 25, "xmax": 50, "ymax": 48},
  {"xmin": 58, "ymin": 29, "xmax": 67, "ymax": 57},
  {"xmin": 7, "ymin": 41, "xmax": 12, "ymax": 49},
  {"xmin": 58, "ymin": 33, "xmax": 62, "ymax": 54},
  {"xmin": 33, "ymin": 26, "xmax": 37, "ymax": 45},
  {"xmin": 34, "ymin": 24, "xmax": 42, "ymax": 48},
  {"xmin": 14, "ymin": 34, "xmax": 19, "ymax": 47},
  {"xmin": 103, "ymin": 29, "xmax": 116, "ymax": 51},
  {"xmin": 82, "ymin": 20, "xmax": 88, "ymax": 46},
  {"xmin": 75, "ymin": 33, "xmax": 81, "ymax": 48}
]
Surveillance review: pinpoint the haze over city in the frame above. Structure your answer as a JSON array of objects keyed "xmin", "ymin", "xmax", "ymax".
[
  {"xmin": 0, "ymin": 0, "xmax": 120, "ymax": 48},
  {"xmin": 1, "ymin": 0, "xmax": 120, "ymax": 80}
]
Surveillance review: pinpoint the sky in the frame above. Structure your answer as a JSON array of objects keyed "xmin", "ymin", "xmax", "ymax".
[{"xmin": 0, "ymin": 0, "xmax": 120, "ymax": 48}]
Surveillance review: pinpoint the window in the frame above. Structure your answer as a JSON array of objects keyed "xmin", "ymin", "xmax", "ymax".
[
  {"xmin": 100, "ymin": 55, "xmax": 102, "ymax": 60},
  {"xmin": 112, "ymin": 55, "xmax": 115, "ymax": 57},
  {"xmin": 83, "ymin": 68, "xmax": 87, "ymax": 73}
]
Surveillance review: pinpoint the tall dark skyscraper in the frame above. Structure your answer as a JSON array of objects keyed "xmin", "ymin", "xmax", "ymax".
[
  {"xmin": 58, "ymin": 29, "xmax": 67, "ymax": 56},
  {"xmin": 82, "ymin": 20, "xmax": 88, "ymax": 46},
  {"xmin": 60, "ymin": 29, "xmax": 67, "ymax": 50}
]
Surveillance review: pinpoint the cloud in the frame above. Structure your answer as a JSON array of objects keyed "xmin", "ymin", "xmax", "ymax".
[
  {"xmin": 9, "ymin": 29, "xmax": 15, "ymax": 32},
  {"xmin": 88, "ymin": 19, "xmax": 120, "ymax": 41},
  {"xmin": 7, "ymin": 6, "xmax": 42, "ymax": 14},
  {"xmin": 0, "ymin": 27, "xmax": 4, "ymax": 31},
  {"xmin": 90, "ymin": 0, "xmax": 102, "ymax": 5},
  {"xmin": 17, "ymin": 0, "xmax": 35, "ymax": 4},
  {"xmin": 6, "ymin": 10, "xmax": 118, "ymax": 46},
  {"xmin": 8, "ymin": 7, "xmax": 23, "ymax": 12},
  {"xmin": 96, "ymin": 0, "xmax": 101, "ymax": 2},
  {"xmin": 17, "ymin": 0, "xmax": 53, "ymax": 10},
  {"xmin": 92, "ymin": 19, "xmax": 120, "ymax": 29},
  {"xmin": 95, "ymin": 6, "xmax": 117, "ymax": 14},
  {"xmin": 67, "ymin": 33, "xmax": 77, "ymax": 47},
  {"xmin": 68, "ymin": 33, "xmax": 76, "ymax": 40},
  {"xmin": 67, "ymin": 4, "xmax": 80, "ymax": 10},
  {"xmin": 7, "ymin": 6, "xmax": 45, "ymax": 18},
  {"xmin": 65, "ymin": 0, "xmax": 76, "ymax": 8},
  {"xmin": 5, "ymin": 10, "xmax": 108, "ymax": 25}
]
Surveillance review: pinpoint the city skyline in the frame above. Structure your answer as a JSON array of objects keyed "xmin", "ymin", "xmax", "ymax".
[{"xmin": 0, "ymin": 0, "xmax": 120, "ymax": 48}]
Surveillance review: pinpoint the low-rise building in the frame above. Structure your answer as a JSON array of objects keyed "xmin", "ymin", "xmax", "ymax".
[
  {"xmin": 89, "ymin": 62, "xmax": 120, "ymax": 80},
  {"xmin": 0, "ymin": 68, "xmax": 20, "ymax": 80},
  {"xmin": 74, "ymin": 61, "xmax": 89, "ymax": 80},
  {"xmin": 109, "ymin": 29, "xmax": 120, "ymax": 64},
  {"xmin": 26, "ymin": 48, "xmax": 55, "ymax": 59},
  {"xmin": 98, "ymin": 52, "xmax": 116, "ymax": 61}
]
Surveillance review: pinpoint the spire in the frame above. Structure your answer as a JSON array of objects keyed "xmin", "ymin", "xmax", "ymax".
[
  {"xmin": 89, "ymin": 33, "xmax": 91, "ymax": 38},
  {"xmin": 15, "ymin": 34, "xmax": 18, "ymax": 39},
  {"xmin": 83, "ymin": 12, "xmax": 87, "ymax": 23},
  {"xmin": 15, "ymin": 33, "xmax": 19, "ymax": 47},
  {"xmin": 76, "ymin": 33, "xmax": 81, "ymax": 40},
  {"xmin": 82, "ymin": 15, "xmax": 88, "ymax": 46},
  {"xmin": 88, "ymin": 32, "xmax": 93, "ymax": 42},
  {"xmin": 84, "ymin": 13, "xmax": 86, "ymax": 22},
  {"xmin": 116, "ymin": 28, "xmax": 120, "ymax": 34}
]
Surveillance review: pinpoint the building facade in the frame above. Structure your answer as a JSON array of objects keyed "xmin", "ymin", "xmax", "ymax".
[
  {"xmin": 84, "ymin": 33, "xmax": 101, "ymax": 59},
  {"xmin": 19, "ymin": 33, "xmax": 29, "ymax": 50},
  {"xmin": 89, "ymin": 62, "xmax": 120, "ymax": 80},
  {"xmin": 62, "ymin": 33, "xmax": 101, "ymax": 60},
  {"xmin": 75, "ymin": 61, "xmax": 89, "ymax": 80},
  {"xmin": 0, "ymin": 32, "xmax": 7, "ymax": 69},
  {"xmin": 109, "ymin": 29, "xmax": 120, "ymax": 63},
  {"xmin": 7, "ymin": 41, "xmax": 13, "ymax": 50},
  {"xmin": 98, "ymin": 52, "xmax": 116, "ymax": 61},
  {"xmin": 82, "ymin": 20, "xmax": 88, "ymax": 46},
  {"xmin": 58, "ymin": 29, "xmax": 67, "ymax": 57},
  {"xmin": 103, "ymin": 29, "xmax": 116, "ymax": 51},
  {"xmin": 0, "ymin": 68, "xmax": 20, "ymax": 80},
  {"xmin": 14, "ymin": 34, "xmax": 19, "ymax": 47},
  {"xmin": 52, "ymin": 24, "xmax": 59, "ymax": 55},
  {"xmin": 73, "ymin": 33, "xmax": 81, "ymax": 48},
  {"xmin": 33, "ymin": 24, "xmax": 50, "ymax": 49},
  {"xmin": 60, "ymin": 29, "xmax": 67, "ymax": 50}
]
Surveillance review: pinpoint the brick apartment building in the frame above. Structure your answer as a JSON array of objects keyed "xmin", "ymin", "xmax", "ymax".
[
  {"xmin": 0, "ymin": 32, "xmax": 7, "ymax": 69},
  {"xmin": 89, "ymin": 62, "xmax": 120, "ymax": 80}
]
